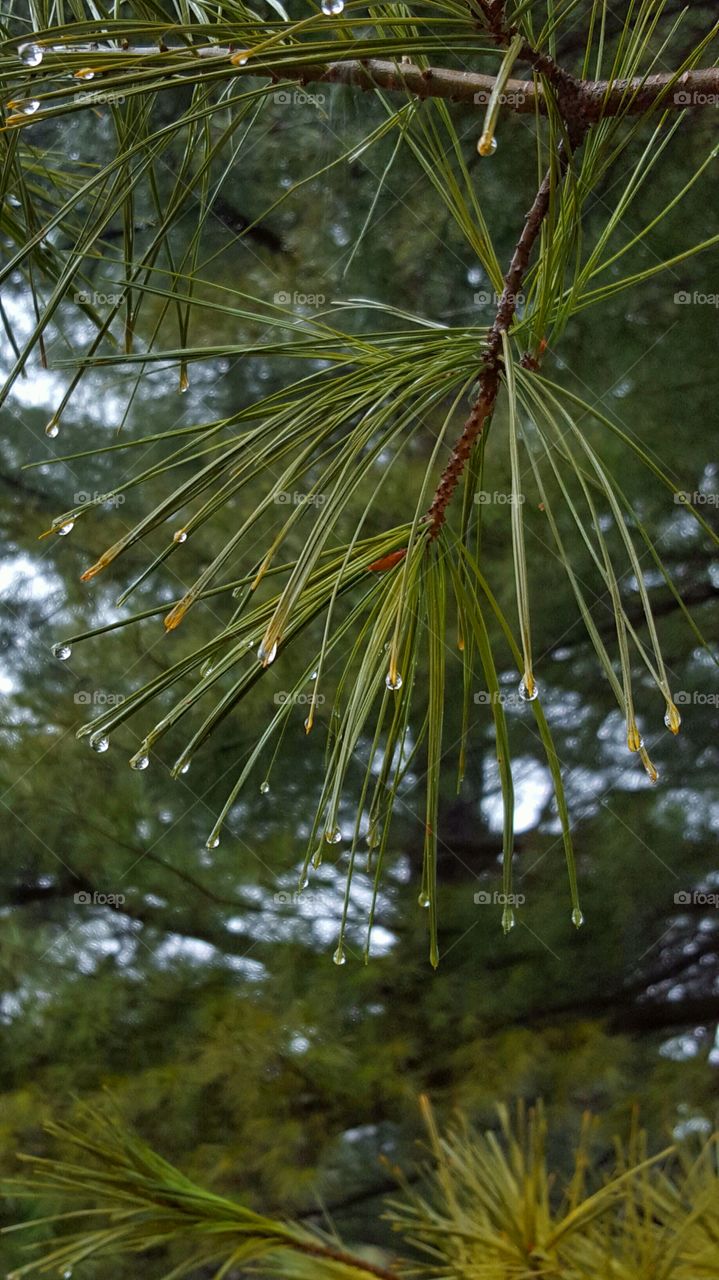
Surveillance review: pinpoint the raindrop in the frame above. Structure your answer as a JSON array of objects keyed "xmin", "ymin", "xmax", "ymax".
[
  {"xmin": 664, "ymin": 704, "xmax": 682, "ymax": 733},
  {"xmin": 52, "ymin": 643, "xmax": 72, "ymax": 661},
  {"xmin": 385, "ymin": 671, "xmax": 403, "ymax": 691},
  {"xmin": 56, "ymin": 520, "xmax": 74, "ymax": 537},
  {"xmin": 173, "ymin": 529, "xmax": 187, "ymax": 543},
  {"xmin": 129, "ymin": 753, "xmax": 149, "ymax": 771},
  {"xmin": 518, "ymin": 676, "xmax": 538, "ymax": 702},
  {"xmin": 310, "ymin": 669, "xmax": 318, "ymax": 680},
  {"xmin": 234, "ymin": 51, "xmax": 249, "ymax": 65},
  {"xmin": 298, "ymin": 874, "xmax": 309, "ymax": 890},
  {"xmin": 311, "ymin": 846, "xmax": 323, "ymax": 869},
  {"xmin": 324, "ymin": 827, "xmax": 342, "ymax": 845},
  {"xmin": 321, "ymin": 0, "xmax": 345, "ymax": 14},
  {"xmin": 418, "ymin": 891, "xmax": 431, "ymax": 909},
  {"xmin": 45, "ymin": 418, "xmax": 59, "ymax": 438},
  {"xmin": 206, "ymin": 834, "xmax": 220, "ymax": 849},
  {"xmin": 19, "ymin": 99, "xmax": 40, "ymax": 115},
  {"xmin": 260, "ymin": 780, "xmax": 270, "ymax": 794},
  {"xmin": 257, "ymin": 640, "xmax": 277, "ymax": 666},
  {"xmin": 477, "ymin": 135, "xmax": 498, "ymax": 156},
  {"xmin": 62, "ymin": 1269, "xmax": 73, "ymax": 1279},
  {"xmin": 89, "ymin": 732, "xmax": 109, "ymax": 754},
  {"xmin": 572, "ymin": 906, "xmax": 585, "ymax": 928},
  {"xmin": 179, "ymin": 761, "xmax": 191, "ymax": 775},
  {"xmin": 332, "ymin": 944, "xmax": 346, "ymax": 965},
  {"xmin": 19, "ymin": 43, "xmax": 43, "ymax": 66},
  {"xmin": 75, "ymin": 68, "xmax": 95, "ymax": 80},
  {"xmin": 366, "ymin": 825, "xmax": 380, "ymax": 850},
  {"xmin": 501, "ymin": 905, "xmax": 516, "ymax": 933}
]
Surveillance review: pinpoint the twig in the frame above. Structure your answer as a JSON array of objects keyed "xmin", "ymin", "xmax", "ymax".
[{"xmin": 425, "ymin": 135, "xmax": 582, "ymax": 538}]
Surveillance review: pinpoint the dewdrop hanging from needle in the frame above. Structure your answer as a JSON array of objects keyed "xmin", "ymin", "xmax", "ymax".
[{"xmin": 477, "ymin": 33, "xmax": 523, "ymax": 157}]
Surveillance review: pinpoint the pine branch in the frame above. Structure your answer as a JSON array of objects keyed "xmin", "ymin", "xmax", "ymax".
[
  {"xmin": 6, "ymin": 49, "xmax": 719, "ymax": 123},
  {"xmin": 425, "ymin": 132, "xmax": 582, "ymax": 538}
]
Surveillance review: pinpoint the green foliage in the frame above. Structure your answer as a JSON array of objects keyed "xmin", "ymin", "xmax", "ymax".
[
  {"xmin": 5, "ymin": 1103, "xmax": 719, "ymax": 1278},
  {"xmin": 1, "ymin": 3, "xmax": 718, "ymax": 956}
]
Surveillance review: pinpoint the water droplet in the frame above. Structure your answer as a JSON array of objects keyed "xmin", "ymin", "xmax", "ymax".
[
  {"xmin": 52, "ymin": 643, "xmax": 72, "ymax": 661},
  {"xmin": 233, "ymin": 51, "xmax": 249, "ymax": 65},
  {"xmin": 477, "ymin": 134, "xmax": 498, "ymax": 156},
  {"xmin": 366, "ymin": 825, "xmax": 380, "ymax": 850},
  {"xmin": 19, "ymin": 43, "xmax": 43, "ymax": 66},
  {"xmin": 501, "ymin": 905, "xmax": 516, "ymax": 933},
  {"xmin": 173, "ymin": 529, "xmax": 187, "ymax": 543},
  {"xmin": 303, "ymin": 715, "xmax": 313, "ymax": 733},
  {"xmin": 179, "ymin": 761, "xmax": 191, "ymax": 775},
  {"xmin": 129, "ymin": 753, "xmax": 149, "ymax": 771},
  {"xmin": 206, "ymin": 834, "xmax": 220, "ymax": 849},
  {"xmin": 89, "ymin": 732, "xmax": 109, "ymax": 754},
  {"xmin": 56, "ymin": 520, "xmax": 74, "ymax": 537},
  {"xmin": 627, "ymin": 726, "xmax": 643, "ymax": 753},
  {"xmin": 572, "ymin": 906, "xmax": 584, "ymax": 928},
  {"xmin": 324, "ymin": 827, "xmax": 342, "ymax": 845},
  {"xmin": 257, "ymin": 640, "xmax": 277, "ymax": 666},
  {"xmin": 62, "ymin": 1269, "xmax": 73, "ymax": 1278},
  {"xmin": 45, "ymin": 418, "xmax": 59, "ymax": 438},
  {"xmin": 332, "ymin": 944, "xmax": 346, "ymax": 965},
  {"xmin": 298, "ymin": 874, "xmax": 309, "ymax": 890},
  {"xmin": 664, "ymin": 703, "xmax": 682, "ymax": 734},
  {"xmin": 19, "ymin": 99, "xmax": 40, "ymax": 115},
  {"xmin": 311, "ymin": 846, "xmax": 323, "ymax": 869},
  {"xmin": 321, "ymin": 0, "xmax": 345, "ymax": 14},
  {"xmin": 260, "ymin": 780, "xmax": 270, "ymax": 794},
  {"xmin": 418, "ymin": 891, "xmax": 431, "ymax": 909},
  {"xmin": 518, "ymin": 676, "xmax": 538, "ymax": 702},
  {"xmin": 385, "ymin": 671, "xmax": 403, "ymax": 691},
  {"xmin": 310, "ymin": 669, "xmax": 318, "ymax": 680},
  {"xmin": 75, "ymin": 68, "xmax": 95, "ymax": 80}
]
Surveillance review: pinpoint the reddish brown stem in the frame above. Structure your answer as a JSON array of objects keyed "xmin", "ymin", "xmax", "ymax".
[{"xmin": 425, "ymin": 137, "xmax": 581, "ymax": 539}]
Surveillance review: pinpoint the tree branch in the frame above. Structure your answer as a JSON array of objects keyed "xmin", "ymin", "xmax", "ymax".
[{"xmin": 17, "ymin": 50, "xmax": 719, "ymax": 120}]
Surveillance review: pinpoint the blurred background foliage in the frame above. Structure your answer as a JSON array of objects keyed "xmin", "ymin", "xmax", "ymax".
[{"xmin": 0, "ymin": 1, "xmax": 718, "ymax": 1275}]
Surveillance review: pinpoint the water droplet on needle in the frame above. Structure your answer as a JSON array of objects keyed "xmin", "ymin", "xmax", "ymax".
[
  {"xmin": 52, "ymin": 643, "xmax": 72, "ymax": 661},
  {"xmin": 321, "ymin": 0, "xmax": 345, "ymax": 13},
  {"xmin": 19, "ymin": 43, "xmax": 43, "ymax": 66},
  {"xmin": 257, "ymin": 640, "xmax": 277, "ymax": 666}
]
